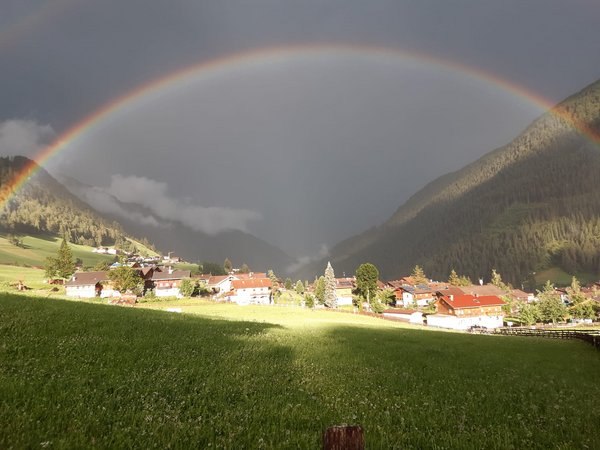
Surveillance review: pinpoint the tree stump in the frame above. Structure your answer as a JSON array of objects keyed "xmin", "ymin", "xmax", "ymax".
[{"xmin": 323, "ymin": 425, "xmax": 364, "ymax": 450}]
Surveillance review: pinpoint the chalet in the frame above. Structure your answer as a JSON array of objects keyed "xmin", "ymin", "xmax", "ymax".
[
  {"xmin": 511, "ymin": 289, "xmax": 535, "ymax": 303},
  {"xmin": 65, "ymin": 271, "xmax": 118, "ymax": 298},
  {"xmin": 427, "ymin": 294, "xmax": 506, "ymax": 330},
  {"xmin": 395, "ymin": 284, "xmax": 435, "ymax": 308},
  {"xmin": 335, "ymin": 278, "xmax": 355, "ymax": 306},
  {"xmin": 228, "ymin": 278, "xmax": 272, "ymax": 305},
  {"xmin": 206, "ymin": 275, "xmax": 235, "ymax": 295},
  {"xmin": 205, "ymin": 273, "xmax": 268, "ymax": 297},
  {"xmin": 382, "ymin": 308, "xmax": 424, "ymax": 324},
  {"xmin": 151, "ymin": 269, "xmax": 191, "ymax": 298}
]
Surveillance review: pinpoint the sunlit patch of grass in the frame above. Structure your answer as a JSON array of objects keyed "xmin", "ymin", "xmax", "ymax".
[{"xmin": 1, "ymin": 294, "xmax": 599, "ymax": 448}]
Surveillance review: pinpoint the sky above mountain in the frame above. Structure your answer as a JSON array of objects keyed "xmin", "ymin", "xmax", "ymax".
[{"xmin": 1, "ymin": 0, "xmax": 599, "ymax": 264}]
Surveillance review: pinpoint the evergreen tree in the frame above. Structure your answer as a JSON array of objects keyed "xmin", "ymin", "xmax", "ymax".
[
  {"xmin": 267, "ymin": 269, "xmax": 279, "ymax": 288},
  {"xmin": 200, "ymin": 261, "xmax": 227, "ymax": 275},
  {"xmin": 46, "ymin": 237, "xmax": 76, "ymax": 280},
  {"xmin": 239, "ymin": 263, "xmax": 250, "ymax": 274},
  {"xmin": 491, "ymin": 269, "xmax": 511, "ymax": 292},
  {"xmin": 411, "ymin": 265, "xmax": 428, "ymax": 284},
  {"xmin": 304, "ymin": 293, "xmax": 315, "ymax": 308},
  {"xmin": 448, "ymin": 269, "xmax": 460, "ymax": 286},
  {"xmin": 284, "ymin": 278, "xmax": 293, "ymax": 290},
  {"xmin": 314, "ymin": 276, "xmax": 325, "ymax": 305},
  {"xmin": 355, "ymin": 263, "xmax": 379, "ymax": 302},
  {"xmin": 324, "ymin": 262, "xmax": 337, "ymax": 308},
  {"xmin": 223, "ymin": 258, "xmax": 233, "ymax": 274},
  {"xmin": 567, "ymin": 276, "xmax": 595, "ymax": 319},
  {"xmin": 295, "ymin": 280, "xmax": 305, "ymax": 295}
]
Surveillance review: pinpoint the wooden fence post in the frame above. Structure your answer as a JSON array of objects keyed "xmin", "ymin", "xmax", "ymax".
[{"xmin": 323, "ymin": 425, "xmax": 364, "ymax": 450}]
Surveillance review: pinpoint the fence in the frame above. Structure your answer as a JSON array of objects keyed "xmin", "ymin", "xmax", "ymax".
[{"xmin": 494, "ymin": 327, "xmax": 600, "ymax": 350}]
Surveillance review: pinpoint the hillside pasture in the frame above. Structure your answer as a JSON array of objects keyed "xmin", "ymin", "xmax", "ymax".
[
  {"xmin": 1, "ymin": 294, "xmax": 599, "ymax": 449},
  {"xmin": 0, "ymin": 233, "xmax": 115, "ymax": 268}
]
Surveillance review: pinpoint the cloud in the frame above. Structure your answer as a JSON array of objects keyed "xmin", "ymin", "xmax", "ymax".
[
  {"xmin": 286, "ymin": 244, "xmax": 330, "ymax": 274},
  {"xmin": 106, "ymin": 174, "xmax": 262, "ymax": 234},
  {"xmin": 73, "ymin": 184, "xmax": 164, "ymax": 228},
  {"xmin": 0, "ymin": 119, "xmax": 55, "ymax": 157}
]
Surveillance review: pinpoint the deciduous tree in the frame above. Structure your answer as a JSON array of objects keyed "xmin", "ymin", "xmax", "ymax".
[
  {"xmin": 108, "ymin": 262, "xmax": 143, "ymax": 295},
  {"xmin": 537, "ymin": 281, "xmax": 567, "ymax": 324}
]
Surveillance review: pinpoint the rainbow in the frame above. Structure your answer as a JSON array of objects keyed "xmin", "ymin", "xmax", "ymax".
[
  {"xmin": 0, "ymin": 0, "xmax": 77, "ymax": 51},
  {"xmin": 2, "ymin": 44, "xmax": 598, "ymax": 211}
]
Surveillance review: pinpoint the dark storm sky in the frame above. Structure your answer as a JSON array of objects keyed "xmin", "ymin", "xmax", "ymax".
[{"xmin": 1, "ymin": 0, "xmax": 599, "ymax": 259}]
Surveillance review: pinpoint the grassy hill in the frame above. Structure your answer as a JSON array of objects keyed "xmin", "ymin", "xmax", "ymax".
[
  {"xmin": 312, "ymin": 78, "xmax": 600, "ymax": 286},
  {"xmin": 0, "ymin": 232, "xmax": 116, "ymax": 268},
  {"xmin": 0, "ymin": 156, "xmax": 156, "ymax": 255},
  {"xmin": 1, "ymin": 294, "xmax": 599, "ymax": 448}
]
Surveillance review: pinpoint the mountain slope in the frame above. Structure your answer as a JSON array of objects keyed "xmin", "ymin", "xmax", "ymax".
[
  {"xmin": 0, "ymin": 156, "xmax": 147, "ymax": 250},
  {"xmin": 59, "ymin": 176, "xmax": 293, "ymax": 272},
  {"xmin": 312, "ymin": 78, "xmax": 600, "ymax": 285}
]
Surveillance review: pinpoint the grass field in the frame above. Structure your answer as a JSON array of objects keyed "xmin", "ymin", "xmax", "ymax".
[
  {"xmin": 2, "ymin": 294, "xmax": 599, "ymax": 448},
  {"xmin": 0, "ymin": 233, "xmax": 115, "ymax": 268},
  {"xmin": 534, "ymin": 267, "xmax": 597, "ymax": 288}
]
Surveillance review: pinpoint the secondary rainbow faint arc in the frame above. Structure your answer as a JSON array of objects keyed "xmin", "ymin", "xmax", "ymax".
[{"xmin": 2, "ymin": 44, "xmax": 597, "ymax": 211}]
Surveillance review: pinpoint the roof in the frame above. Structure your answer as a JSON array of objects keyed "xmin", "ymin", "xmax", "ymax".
[
  {"xmin": 235, "ymin": 272, "xmax": 267, "ymax": 279},
  {"xmin": 65, "ymin": 271, "xmax": 108, "ymax": 286},
  {"xmin": 386, "ymin": 280, "xmax": 404, "ymax": 289},
  {"xmin": 140, "ymin": 267, "xmax": 154, "ymax": 277},
  {"xmin": 151, "ymin": 270, "xmax": 191, "ymax": 281},
  {"xmin": 383, "ymin": 308, "xmax": 421, "ymax": 315},
  {"xmin": 434, "ymin": 286, "xmax": 466, "ymax": 297},
  {"xmin": 511, "ymin": 289, "xmax": 532, "ymax": 299},
  {"xmin": 335, "ymin": 278, "xmax": 355, "ymax": 288},
  {"xmin": 457, "ymin": 284, "xmax": 507, "ymax": 297},
  {"xmin": 439, "ymin": 294, "xmax": 506, "ymax": 309},
  {"xmin": 232, "ymin": 278, "xmax": 272, "ymax": 289},
  {"xmin": 207, "ymin": 275, "xmax": 231, "ymax": 286}
]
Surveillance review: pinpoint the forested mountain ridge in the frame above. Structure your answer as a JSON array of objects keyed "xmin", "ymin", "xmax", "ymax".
[
  {"xmin": 0, "ymin": 156, "xmax": 152, "ymax": 251},
  {"xmin": 314, "ymin": 78, "xmax": 600, "ymax": 285}
]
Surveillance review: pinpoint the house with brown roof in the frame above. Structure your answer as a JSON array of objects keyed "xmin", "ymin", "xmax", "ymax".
[
  {"xmin": 227, "ymin": 278, "xmax": 272, "ymax": 305},
  {"xmin": 65, "ymin": 271, "xmax": 119, "ymax": 298},
  {"xmin": 427, "ymin": 294, "xmax": 506, "ymax": 330},
  {"xmin": 335, "ymin": 277, "xmax": 355, "ymax": 306},
  {"xmin": 395, "ymin": 284, "xmax": 435, "ymax": 308},
  {"xmin": 151, "ymin": 269, "xmax": 191, "ymax": 298}
]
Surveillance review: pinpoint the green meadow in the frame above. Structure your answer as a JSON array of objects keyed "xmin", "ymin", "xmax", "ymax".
[
  {"xmin": 1, "ymin": 294, "xmax": 599, "ymax": 449},
  {"xmin": 0, "ymin": 233, "xmax": 115, "ymax": 268}
]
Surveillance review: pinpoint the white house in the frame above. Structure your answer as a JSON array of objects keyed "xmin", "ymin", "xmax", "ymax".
[
  {"xmin": 427, "ymin": 294, "xmax": 506, "ymax": 330},
  {"xmin": 228, "ymin": 278, "xmax": 272, "ymax": 305},
  {"xmin": 151, "ymin": 269, "xmax": 191, "ymax": 298},
  {"xmin": 65, "ymin": 271, "xmax": 119, "ymax": 298}
]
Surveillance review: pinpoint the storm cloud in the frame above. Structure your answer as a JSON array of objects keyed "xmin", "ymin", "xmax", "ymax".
[{"xmin": 1, "ymin": 1, "xmax": 599, "ymax": 261}]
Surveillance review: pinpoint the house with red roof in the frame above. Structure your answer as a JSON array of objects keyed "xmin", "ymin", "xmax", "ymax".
[
  {"xmin": 227, "ymin": 278, "xmax": 273, "ymax": 305},
  {"xmin": 427, "ymin": 293, "xmax": 506, "ymax": 330}
]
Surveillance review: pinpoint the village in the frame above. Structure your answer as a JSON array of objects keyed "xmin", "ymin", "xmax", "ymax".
[{"xmin": 62, "ymin": 247, "xmax": 600, "ymax": 332}]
